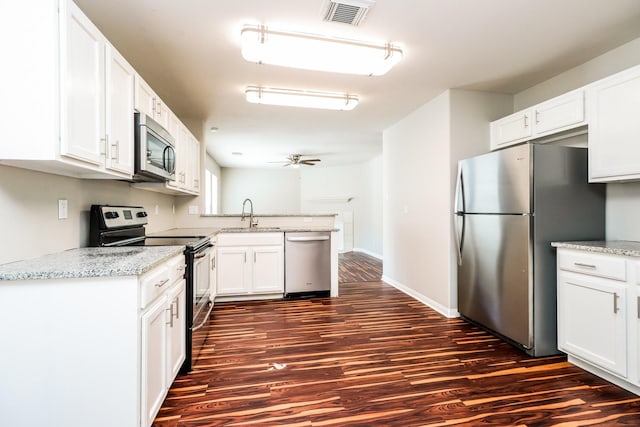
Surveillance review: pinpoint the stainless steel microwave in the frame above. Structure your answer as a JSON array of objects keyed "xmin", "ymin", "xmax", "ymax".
[{"xmin": 133, "ymin": 112, "xmax": 176, "ymax": 181}]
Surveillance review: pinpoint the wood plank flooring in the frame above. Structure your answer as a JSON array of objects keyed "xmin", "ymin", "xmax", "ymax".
[
  {"xmin": 338, "ymin": 251, "xmax": 383, "ymax": 283},
  {"xmin": 154, "ymin": 252, "xmax": 640, "ymax": 426}
]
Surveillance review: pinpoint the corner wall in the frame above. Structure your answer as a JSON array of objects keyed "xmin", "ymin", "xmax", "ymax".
[{"xmin": 382, "ymin": 89, "xmax": 512, "ymax": 316}]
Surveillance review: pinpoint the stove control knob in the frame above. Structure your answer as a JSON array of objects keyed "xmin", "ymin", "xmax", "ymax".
[
  {"xmin": 105, "ymin": 211, "xmax": 119, "ymax": 219},
  {"xmin": 137, "ymin": 211, "xmax": 148, "ymax": 218}
]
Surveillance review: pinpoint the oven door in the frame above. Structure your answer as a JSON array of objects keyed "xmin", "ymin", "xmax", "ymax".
[{"xmin": 191, "ymin": 245, "xmax": 213, "ymax": 364}]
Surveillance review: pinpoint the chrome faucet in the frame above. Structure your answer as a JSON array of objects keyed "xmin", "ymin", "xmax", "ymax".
[{"xmin": 241, "ymin": 198, "xmax": 258, "ymax": 228}]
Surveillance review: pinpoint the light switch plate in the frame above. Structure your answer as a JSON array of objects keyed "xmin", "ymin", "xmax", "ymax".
[{"xmin": 188, "ymin": 205, "xmax": 199, "ymax": 215}]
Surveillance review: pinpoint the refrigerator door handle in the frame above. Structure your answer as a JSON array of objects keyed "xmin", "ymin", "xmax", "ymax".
[
  {"xmin": 454, "ymin": 162, "xmax": 465, "ymax": 213},
  {"xmin": 454, "ymin": 162, "xmax": 465, "ymax": 266}
]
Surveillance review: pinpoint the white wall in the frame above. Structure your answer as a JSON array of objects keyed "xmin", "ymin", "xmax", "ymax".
[
  {"xmin": 0, "ymin": 165, "xmax": 176, "ymax": 264},
  {"xmin": 300, "ymin": 155, "xmax": 383, "ymax": 257},
  {"xmin": 513, "ymin": 36, "xmax": 640, "ymax": 239},
  {"xmin": 382, "ymin": 89, "xmax": 512, "ymax": 315},
  {"xmin": 515, "ymin": 37, "xmax": 640, "ymax": 110},
  {"xmin": 220, "ymin": 168, "xmax": 301, "ymax": 214},
  {"xmin": 383, "ymin": 91, "xmax": 452, "ymax": 312}
]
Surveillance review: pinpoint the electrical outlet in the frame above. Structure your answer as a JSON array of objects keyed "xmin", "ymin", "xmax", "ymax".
[
  {"xmin": 155, "ymin": 205, "xmax": 159, "ymax": 215},
  {"xmin": 188, "ymin": 205, "xmax": 199, "ymax": 215},
  {"xmin": 58, "ymin": 199, "xmax": 68, "ymax": 219}
]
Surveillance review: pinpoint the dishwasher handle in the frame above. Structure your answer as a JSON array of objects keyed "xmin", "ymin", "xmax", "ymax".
[{"xmin": 286, "ymin": 235, "xmax": 330, "ymax": 242}]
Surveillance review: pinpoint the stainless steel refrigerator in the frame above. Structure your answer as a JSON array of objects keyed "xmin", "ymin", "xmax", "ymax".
[{"xmin": 454, "ymin": 143, "xmax": 605, "ymax": 356}]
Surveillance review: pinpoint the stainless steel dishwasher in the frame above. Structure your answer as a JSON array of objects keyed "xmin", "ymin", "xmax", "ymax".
[{"xmin": 285, "ymin": 231, "xmax": 331, "ymax": 297}]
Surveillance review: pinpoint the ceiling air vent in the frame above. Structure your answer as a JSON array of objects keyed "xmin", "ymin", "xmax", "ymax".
[{"xmin": 322, "ymin": 0, "xmax": 376, "ymax": 26}]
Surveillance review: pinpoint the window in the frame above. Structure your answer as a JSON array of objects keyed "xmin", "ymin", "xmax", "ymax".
[{"xmin": 205, "ymin": 169, "xmax": 218, "ymax": 214}]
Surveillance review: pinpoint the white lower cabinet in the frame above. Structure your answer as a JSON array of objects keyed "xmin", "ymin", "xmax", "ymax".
[
  {"xmin": 557, "ymin": 273, "xmax": 627, "ymax": 377},
  {"xmin": 216, "ymin": 233, "xmax": 284, "ymax": 298},
  {"xmin": 140, "ymin": 295, "xmax": 168, "ymax": 427},
  {"xmin": 556, "ymin": 248, "xmax": 640, "ymax": 395},
  {"xmin": 140, "ymin": 257, "xmax": 186, "ymax": 427}
]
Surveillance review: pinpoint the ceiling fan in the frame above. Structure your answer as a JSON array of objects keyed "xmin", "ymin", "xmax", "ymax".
[{"xmin": 272, "ymin": 154, "xmax": 321, "ymax": 168}]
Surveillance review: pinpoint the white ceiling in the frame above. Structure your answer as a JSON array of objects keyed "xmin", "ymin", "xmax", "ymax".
[{"xmin": 75, "ymin": 0, "xmax": 640, "ymax": 169}]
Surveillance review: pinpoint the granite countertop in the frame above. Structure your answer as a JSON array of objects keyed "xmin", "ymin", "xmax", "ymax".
[
  {"xmin": 147, "ymin": 227, "xmax": 218, "ymax": 238},
  {"xmin": 551, "ymin": 240, "xmax": 640, "ymax": 257},
  {"xmin": 217, "ymin": 227, "xmax": 338, "ymax": 233},
  {"xmin": 201, "ymin": 213, "xmax": 338, "ymax": 217},
  {"xmin": 0, "ymin": 246, "xmax": 185, "ymax": 281}
]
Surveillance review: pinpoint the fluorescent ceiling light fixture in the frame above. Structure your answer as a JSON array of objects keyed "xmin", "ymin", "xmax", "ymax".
[
  {"xmin": 241, "ymin": 25, "xmax": 402, "ymax": 76},
  {"xmin": 245, "ymin": 86, "xmax": 359, "ymax": 111}
]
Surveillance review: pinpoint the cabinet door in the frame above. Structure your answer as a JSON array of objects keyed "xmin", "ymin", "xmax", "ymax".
[
  {"xmin": 252, "ymin": 246, "xmax": 284, "ymax": 293},
  {"xmin": 558, "ymin": 273, "xmax": 627, "ymax": 377},
  {"xmin": 105, "ymin": 44, "xmax": 135, "ymax": 175},
  {"xmin": 533, "ymin": 90, "xmax": 585, "ymax": 135},
  {"xmin": 490, "ymin": 109, "xmax": 533, "ymax": 150},
  {"xmin": 166, "ymin": 279, "xmax": 186, "ymax": 385},
  {"xmin": 216, "ymin": 247, "xmax": 250, "ymax": 295},
  {"xmin": 60, "ymin": 0, "xmax": 105, "ymax": 166},
  {"xmin": 155, "ymin": 99, "xmax": 170, "ymax": 129},
  {"xmin": 588, "ymin": 66, "xmax": 640, "ymax": 182},
  {"xmin": 188, "ymin": 134, "xmax": 201, "ymax": 193},
  {"xmin": 135, "ymin": 75, "xmax": 156, "ymax": 118},
  {"xmin": 140, "ymin": 296, "xmax": 168, "ymax": 427}
]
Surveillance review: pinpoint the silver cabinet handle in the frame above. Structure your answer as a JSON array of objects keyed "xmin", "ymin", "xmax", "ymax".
[
  {"xmin": 523, "ymin": 114, "xmax": 528, "ymax": 128},
  {"xmin": 166, "ymin": 303, "xmax": 174, "ymax": 327},
  {"xmin": 637, "ymin": 296, "xmax": 640, "ymax": 319},
  {"xmin": 574, "ymin": 262, "xmax": 596, "ymax": 269},
  {"xmin": 111, "ymin": 139, "xmax": 118, "ymax": 160},
  {"xmin": 613, "ymin": 293, "xmax": 619, "ymax": 314},
  {"xmin": 174, "ymin": 299, "xmax": 179, "ymax": 320},
  {"xmin": 535, "ymin": 110, "xmax": 540, "ymax": 124},
  {"xmin": 154, "ymin": 278, "xmax": 169, "ymax": 288}
]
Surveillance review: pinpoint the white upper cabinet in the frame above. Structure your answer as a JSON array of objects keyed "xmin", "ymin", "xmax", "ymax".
[
  {"xmin": 490, "ymin": 90, "xmax": 585, "ymax": 151},
  {"xmin": 0, "ymin": 0, "xmax": 134, "ymax": 179},
  {"xmin": 135, "ymin": 75, "xmax": 170, "ymax": 129},
  {"xmin": 105, "ymin": 45, "xmax": 135, "ymax": 175},
  {"xmin": 60, "ymin": 0, "xmax": 105, "ymax": 166},
  {"xmin": 490, "ymin": 109, "xmax": 534, "ymax": 149},
  {"xmin": 587, "ymin": 65, "xmax": 640, "ymax": 182}
]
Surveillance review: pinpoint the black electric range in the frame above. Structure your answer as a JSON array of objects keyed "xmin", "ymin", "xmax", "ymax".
[{"xmin": 89, "ymin": 205, "xmax": 213, "ymax": 373}]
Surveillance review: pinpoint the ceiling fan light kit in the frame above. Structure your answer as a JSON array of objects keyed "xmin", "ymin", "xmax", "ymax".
[
  {"xmin": 240, "ymin": 24, "xmax": 402, "ymax": 76},
  {"xmin": 245, "ymin": 86, "xmax": 359, "ymax": 110}
]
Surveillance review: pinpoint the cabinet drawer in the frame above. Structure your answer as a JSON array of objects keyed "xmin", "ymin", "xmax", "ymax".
[
  {"xmin": 558, "ymin": 251, "xmax": 626, "ymax": 281},
  {"xmin": 167, "ymin": 255, "xmax": 186, "ymax": 284},
  {"xmin": 217, "ymin": 232, "xmax": 283, "ymax": 246},
  {"xmin": 140, "ymin": 264, "xmax": 171, "ymax": 309}
]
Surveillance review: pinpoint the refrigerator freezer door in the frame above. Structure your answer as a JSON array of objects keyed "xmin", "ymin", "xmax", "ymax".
[
  {"xmin": 458, "ymin": 213, "xmax": 532, "ymax": 349},
  {"xmin": 460, "ymin": 144, "xmax": 531, "ymax": 214}
]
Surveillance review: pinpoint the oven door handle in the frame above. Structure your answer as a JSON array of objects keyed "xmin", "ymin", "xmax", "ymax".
[{"xmin": 191, "ymin": 300, "xmax": 213, "ymax": 332}]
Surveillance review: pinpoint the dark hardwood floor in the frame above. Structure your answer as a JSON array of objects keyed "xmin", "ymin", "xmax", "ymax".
[
  {"xmin": 339, "ymin": 251, "xmax": 383, "ymax": 283},
  {"xmin": 154, "ymin": 252, "xmax": 640, "ymax": 426}
]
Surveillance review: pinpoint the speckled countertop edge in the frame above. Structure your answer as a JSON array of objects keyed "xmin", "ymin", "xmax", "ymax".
[
  {"xmin": 0, "ymin": 246, "xmax": 184, "ymax": 281},
  {"xmin": 201, "ymin": 213, "xmax": 338, "ymax": 217},
  {"xmin": 551, "ymin": 240, "xmax": 640, "ymax": 257}
]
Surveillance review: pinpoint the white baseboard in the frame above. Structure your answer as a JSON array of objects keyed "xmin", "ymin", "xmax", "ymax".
[
  {"xmin": 381, "ymin": 275, "xmax": 459, "ymax": 318},
  {"xmin": 351, "ymin": 247, "xmax": 383, "ymax": 260}
]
